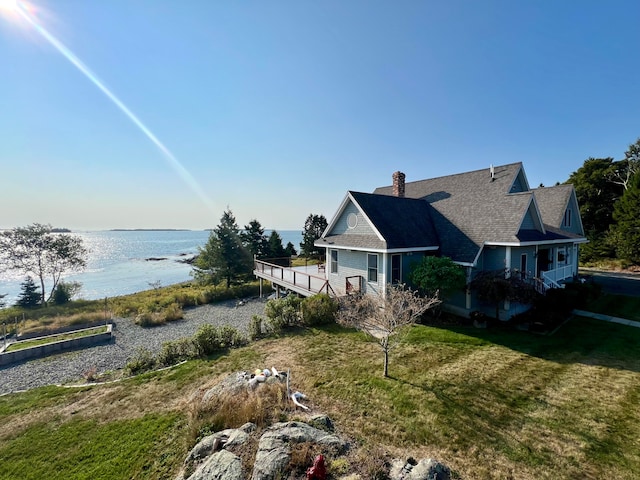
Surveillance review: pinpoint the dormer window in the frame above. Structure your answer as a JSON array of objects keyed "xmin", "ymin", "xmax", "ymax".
[{"xmin": 563, "ymin": 208, "xmax": 572, "ymax": 227}]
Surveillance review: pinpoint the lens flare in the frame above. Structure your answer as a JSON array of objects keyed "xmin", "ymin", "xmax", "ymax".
[
  {"xmin": 10, "ymin": 1, "xmax": 218, "ymax": 216},
  {"xmin": 0, "ymin": 0, "xmax": 17, "ymax": 11}
]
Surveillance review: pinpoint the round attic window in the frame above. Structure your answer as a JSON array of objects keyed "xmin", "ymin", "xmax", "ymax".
[{"xmin": 347, "ymin": 213, "xmax": 358, "ymax": 229}]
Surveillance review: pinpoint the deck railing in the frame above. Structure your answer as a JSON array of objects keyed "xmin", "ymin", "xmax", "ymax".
[{"xmin": 254, "ymin": 259, "xmax": 335, "ymax": 297}]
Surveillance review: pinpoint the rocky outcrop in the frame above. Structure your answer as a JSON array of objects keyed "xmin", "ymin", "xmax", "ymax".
[
  {"xmin": 390, "ymin": 457, "xmax": 451, "ymax": 480},
  {"xmin": 184, "ymin": 423, "xmax": 255, "ymax": 474},
  {"xmin": 251, "ymin": 421, "xmax": 347, "ymax": 480},
  {"xmin": 187, "ymin": 450, "xmax": 242, "ymax": 480}
]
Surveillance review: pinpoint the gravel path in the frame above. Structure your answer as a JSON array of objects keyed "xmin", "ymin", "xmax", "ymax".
[{"xmin": 0, "ymin": 298, "xmax": 267, "ymax": 396}]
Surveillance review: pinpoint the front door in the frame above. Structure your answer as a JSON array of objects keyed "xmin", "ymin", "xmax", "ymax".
[{"xmin": 537, "ymin": 248, "xmax": 550, "ymax": 276}]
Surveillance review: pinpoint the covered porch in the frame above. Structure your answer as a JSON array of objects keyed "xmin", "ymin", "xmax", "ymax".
[{"xmin": 253, "ymin": 259, "xmax": 335, "ymax": 298}]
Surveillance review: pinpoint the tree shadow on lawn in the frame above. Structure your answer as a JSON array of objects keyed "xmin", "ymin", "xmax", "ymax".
[{"xmin": 422, "ymin": 315, "xmax": 640, "ymax": 373}]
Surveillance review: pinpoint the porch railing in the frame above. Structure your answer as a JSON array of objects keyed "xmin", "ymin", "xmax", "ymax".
[
  {"xmin": 345, "ymin": 276, "xmax": 363, "ymax": 294},
  {"xmin": 541, "ymin": 265, "xmax": 574, "ymax": 289},
  {"xmin": 254, "ymin": 259, "xmax": 335, "ymax": 297}
]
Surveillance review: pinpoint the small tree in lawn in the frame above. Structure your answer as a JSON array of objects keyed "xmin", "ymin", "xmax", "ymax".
[
  {"xmin": 336, "ymin": 284, "xmax": 440, "ymax": 377},
  {"xmin": 16, "ymin": 277, "xmax": 42, "ymax": 308}
]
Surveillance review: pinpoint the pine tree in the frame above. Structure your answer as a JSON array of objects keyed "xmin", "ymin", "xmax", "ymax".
[
  {"xmin": 240, "ymin": 219, "xmax": 268, "ymax": 259},
  {"xmin": 16, "ymin": 277, "xmax": 42, "ymax": 308},
  {"xmin": 266, "ymin": 230, "xmax": 286, "ymax": 258},
  {"xmin": 284, "ymin": 241, "xmax": 297, "ymax": 257},
  {"xmin": 193, "ymin": 209, "xmax": 252, "ymax": 288},
  {"xmin": 611, "ymin": 173, "xmax": 640, "ymax": 265},
  {"xmin": 300, "ymin": 214, "xmax": 328, "ymax": 258}
]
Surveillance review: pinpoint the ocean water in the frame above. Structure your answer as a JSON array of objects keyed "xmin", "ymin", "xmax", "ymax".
[{"xmin": 0, "ymin": 229, "xmax": 302, "ymax": 305}]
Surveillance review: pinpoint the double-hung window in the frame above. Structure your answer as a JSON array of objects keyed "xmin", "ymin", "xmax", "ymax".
[
  {"xmin": 330, "ymin": 250, "xmax": 338, "ymax": 274},
  {"xmin": 367, "ymin": 254, "xmax": 378, "ymax": 283}
]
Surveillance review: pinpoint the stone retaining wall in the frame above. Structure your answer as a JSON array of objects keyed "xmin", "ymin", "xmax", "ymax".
[{"xmin": 0, "ymin": 325, "xmax": 113, "ymax": 366}]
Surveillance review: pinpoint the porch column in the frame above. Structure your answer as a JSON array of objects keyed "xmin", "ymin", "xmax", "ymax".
[
  {"xmin": 382, "ymin": 252, "xmax": 388, "ymax": 296},
  {"xmin": 505, "ymin": 246, "xmax": 512, "ymax": 277},
  {"xmin": 259, "ymin": 278, "xmax": 263, "ymax": 298},
  {"xmin": 465, "ymin": 267, "xmax": 472, "ymax": 310}
]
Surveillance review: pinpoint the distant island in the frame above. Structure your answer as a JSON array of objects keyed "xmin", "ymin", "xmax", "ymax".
[
  {"xmin": 110, "ymin": 229, "xmax": 191, "ymax": 232},
  {"xmin": 51, "ymin": 228, "xmax": 71, "ymax": 233}
]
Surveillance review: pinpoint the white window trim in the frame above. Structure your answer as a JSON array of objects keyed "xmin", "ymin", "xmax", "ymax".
[
  {"xmin": 330, "ymin": 249, "xmax": 338, "ymax": 274},
  {"xmin": 367, "ymin": 253, "xmax": 378, "ymax": 283}
]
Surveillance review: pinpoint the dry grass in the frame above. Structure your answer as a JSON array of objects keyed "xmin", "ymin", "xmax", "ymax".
[
  {"xmin": 2, "ymin": 316, "xmax": 640, "ymax": 479},
  {"xmin": 186, "ymin": 381, "xmax": 291, "ymax": 446},
  {"xmin": 20, "ymin": 311, "xmax": 107, "ymax": 335}
]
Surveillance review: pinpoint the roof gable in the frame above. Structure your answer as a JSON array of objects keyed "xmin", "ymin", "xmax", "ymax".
[
  {"xmin": 533, "ymin": 184, "xmax": 585, "ymax": 236},
  {"xmin": 319, "ymin": 191, "xmax": 439, "ymax": 251}
]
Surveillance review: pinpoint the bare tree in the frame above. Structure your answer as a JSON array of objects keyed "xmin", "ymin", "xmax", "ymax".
[{"xmin": 336, "ymin": 284, "xmax": 440, "ymax": 377}]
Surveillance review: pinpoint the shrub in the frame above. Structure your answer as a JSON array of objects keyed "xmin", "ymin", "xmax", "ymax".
[
  {"xmin": 52, "ymin": 281, "xmax": 82, "ymax": 305},
  {"xmin": 249, "ymin": 315, "xmax": 263, "ymax": 340},
  {"xmin": 218, "ymin": 325, "xmax": 246, "ymax": 348},
  {"xmin": 265, "ymin": 295, "xmax": 303, "ymax": 333},
  {"xmin": 125, "ymin": 348, "xmax": 157, "ymax": 375},
  {"xmin": 193, "ymin": 324, "xmax": 221, "ymax": 356},
  {"xmin": 157, "ymin": 337, "xmax": 197, "ymax": 366},
  {"xmin": 134, "ymin": 311, "xmax": 165, "ymax": 327},
  {"xmin": 192, "ymin": 324, "xmax": 244, "ymax": 356},
  {"xmin": 161, "ymin": 302, "xmax": 183, "ymax": 322},
  {"xmin": 300, "ymin": 293, "xmax": 338, "ymax": 326}
]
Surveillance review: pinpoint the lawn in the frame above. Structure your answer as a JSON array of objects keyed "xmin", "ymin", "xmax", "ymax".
[
  {"xmin": 1, "ymin": 315, "xmax": 639, "ymax": 479},
  {"xmin": 585, "ymin": 293, "xmax": 640, "ymax": 322}
]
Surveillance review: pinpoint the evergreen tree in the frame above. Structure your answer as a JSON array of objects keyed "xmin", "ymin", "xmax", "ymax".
[
  {"xmin": 0, "ymin": 293, "xmax": 6, "ymax": 309},
  {"xmin": 300, "ymin": 214, "xmax": 328, "ymax": 258},
  {"xmin": 266, "ymin": 230, "xmax": 286, "ymax": 258},
  {"xmin": 284, "ymin": 241, "xmax": 297, "ymax": 257},
  {"xmin": 611, "ymin": 173, "xmax": 640, "ymax": 265},
  {"xmin": 16, "ymin": 277, "xmax": 42, "ymax": 308},
  {"xmin": 240, "ymin": 219, "xmax": 268, "ymax": 259},
  {"xmin": 566, "ymin": 158, "xmax": 622, "ymax": 236},
  {"xmin": 193, "ymin": 209, "xmax": 252, "ymax": 288}
]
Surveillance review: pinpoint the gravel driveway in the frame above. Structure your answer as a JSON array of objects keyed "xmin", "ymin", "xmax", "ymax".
[{"xmin": 0, "ymin": 298, "xmax": 266, "ymax": 396}]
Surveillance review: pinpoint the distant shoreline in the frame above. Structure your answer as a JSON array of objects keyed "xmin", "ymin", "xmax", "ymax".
[{"xmin": 109, "ymin": 228, "xmax": 192, "ymax": 232}]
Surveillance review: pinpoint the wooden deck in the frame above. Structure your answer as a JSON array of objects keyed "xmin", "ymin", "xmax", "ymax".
[{"xmin": 253, "ymin": 259, "xmax": 335, "ymax": 297}]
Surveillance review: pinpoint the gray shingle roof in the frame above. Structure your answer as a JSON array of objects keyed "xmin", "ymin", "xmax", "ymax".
[
  {"xmin": 316, "ymin": 233, "xmax": 386, "ymax": 251},
  {"xmin": 375, "ymin": 163, "xmax": 532, "ymax": 263},
  {"xmin": 532, "ymin": 184, "xmax": 572, "ymax": 228},
  {"xmin": 320, "ymin": 163, "xmax": 585, "ymax": 264}
]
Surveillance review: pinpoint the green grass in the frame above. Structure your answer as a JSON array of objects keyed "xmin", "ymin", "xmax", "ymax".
[
  {"xmin": 0, "ymin": 413, "xmax": 184, "ymax": 480},
  {"xmin": 585, "ymin": 293, "xmax": 640, "ymax": 322},
  {"xmin": 5, "ymin": 326, "xmax": 108, "ymax": 352},
  {"xmin": 2, "ymin": 294, "xmax": 640, "ymax": 479}
]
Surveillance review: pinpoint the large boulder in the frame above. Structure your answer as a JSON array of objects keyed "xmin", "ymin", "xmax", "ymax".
[
  {"xmin": 390, "ymin": 457, "xmax": 451, "ymax": 480},
  {"xmin": 186, "ymin": 449, "xmax": 243, "ymax": 480},
  {"xmin": 183, "ymin": 423, "xmax": 255, "ymax": 475},
  {"xmin": 251, "ymin": 421, "xmax": 347, "ymax": 480}
]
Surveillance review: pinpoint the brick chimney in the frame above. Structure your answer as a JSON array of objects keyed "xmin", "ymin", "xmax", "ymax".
[{"xmin": 392, "ymin": 171, "xmax": 405, "ymax": 197}]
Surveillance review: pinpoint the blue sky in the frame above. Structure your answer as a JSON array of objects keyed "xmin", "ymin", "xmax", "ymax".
[{"xmin": 1, "ymin": 0, "xmax": 638, "ymax": 231}]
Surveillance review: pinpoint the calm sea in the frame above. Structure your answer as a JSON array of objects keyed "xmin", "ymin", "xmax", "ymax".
[{"xmin": 0, "ymin": 229, "xmax": 302, "ymax": 305}]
